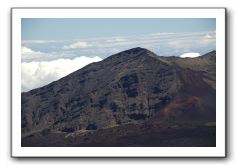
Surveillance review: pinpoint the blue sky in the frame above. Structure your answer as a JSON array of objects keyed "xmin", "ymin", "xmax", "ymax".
[
  {"xmin": 21, "ymin": 18, "xmax": 216, "ymax": 91},
  {"xmin": 22, "ymin": 18, "xmax": 215, "ymax": 40}
]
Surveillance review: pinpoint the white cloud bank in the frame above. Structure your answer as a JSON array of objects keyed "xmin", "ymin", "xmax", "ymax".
[
  {"xmin": 63, "ymin": 41, "xmax": 92, "ymax": 49},
  {"xmin": 21, "ymin": 46, "xmax": 47, "ymax": 62},
  {"xmin": 179, "ymin": 52, "xmax": 201, "ymax": 58},
  {"xmin": 22, "ymin": 46, "xmax": 34, "ymax": 54},
  {"xmin": 21, "ymin": 56, "xmax": 102, "ymax": 92},
  {"xmin": 106, "ymin": 37, "xmax": 127, "ymax": 43},
  {"xmin": 22, "ymin": 46, "xmax": 42, "ymax": 57}
]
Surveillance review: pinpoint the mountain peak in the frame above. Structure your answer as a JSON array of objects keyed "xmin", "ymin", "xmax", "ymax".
[
  {"xmin": 104, "ymin": 47, "xmax": 158, "ymax": 62},
  {"xmin": 121, "ymin": 47, "xmax": 156, "ymax": 56},
  {"xmin": 122, "ymin": 47, "xmax": 149, "ymax": 53}
]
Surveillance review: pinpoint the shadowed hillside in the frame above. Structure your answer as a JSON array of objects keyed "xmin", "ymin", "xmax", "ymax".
[{"xmin": 21, "ymin": 47, "xmax": 216, "ymax": 147}]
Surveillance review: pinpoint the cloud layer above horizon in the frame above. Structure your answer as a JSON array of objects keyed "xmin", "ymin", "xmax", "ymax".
[
  {"xmin": 22, "ymin": 31, "xmax": 216, "ymax": 61},
  {"xmin": 21, "ymin": 56, "xmax": 102, "ymax": 92},
  {"xmin": 21, "ymin": 30, "xmax": 216, "ymax": 92}
]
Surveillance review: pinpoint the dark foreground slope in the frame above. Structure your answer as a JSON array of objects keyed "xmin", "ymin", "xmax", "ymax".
[{"xmin": 21, "ymin": 48, "xmax": 216, "ymax": 147}]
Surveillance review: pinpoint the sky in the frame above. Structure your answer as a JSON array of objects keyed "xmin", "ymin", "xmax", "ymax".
[
  {"xmin": 21, "ymin": 18, "xmax": 216, "ymax": 92},
  {"xmin": 22, "ymin": 18, "xmax": 215, "ymax": 40}
]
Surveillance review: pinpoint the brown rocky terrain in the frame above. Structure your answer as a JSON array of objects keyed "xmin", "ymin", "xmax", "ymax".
[{"xmin": 21, "ymin": 47, "xmax": 216, "ymax": 147}]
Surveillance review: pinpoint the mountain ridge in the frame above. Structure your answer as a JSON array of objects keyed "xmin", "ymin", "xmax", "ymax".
[{"xmin": 21, "ymin": 47, "xmax": 216, "ymax": 146}]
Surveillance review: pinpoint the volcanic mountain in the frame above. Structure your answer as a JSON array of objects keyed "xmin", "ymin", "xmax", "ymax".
[{"xmin": 21, "ymin": 47, "xmax": 216, "ymax": 147}]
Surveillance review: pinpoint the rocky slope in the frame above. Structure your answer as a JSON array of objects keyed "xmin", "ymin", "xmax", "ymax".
[{"xmin": 21, "ymin": 47, "xmax": 216, "ymax": 146}]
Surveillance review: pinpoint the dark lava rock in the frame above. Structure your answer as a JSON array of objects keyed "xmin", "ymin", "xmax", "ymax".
[{"xmin": 21, "ymin": 47, "xmax": 216, "ymax": 147}]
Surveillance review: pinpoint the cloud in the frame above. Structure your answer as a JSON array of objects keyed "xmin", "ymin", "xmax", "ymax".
[
  {"xmin": 21, "ymin": 46, "xmax": 44, "ymax": 60},
  {"xmin": 204, "ymin": 31, "xmax": 216, "ymax": 39},
  {"xmin": 21, "ymin": 46, "xmax": 57, "ymax": 63},
  {"xmin": 106, "ymin": 37, "xmax": 127, "ymax": 43},
  {"xmin": 22, "ymin": 40, "xmax": 58, "ymax": 44},
  {"xmin": 21, "ymin": 56, "xmax": 102, "ymax": 92},
  {"xmin": 204, "ymin": 34, "xmax": 213, "ymax": 39},
  {"xmin": 180, "ymin": 52, "xmax": 200, "ymax": 58},
  {"xmin": 22, "ymin": 30, "xmax": 216, "ymax": 62},
  {"xmin": 22, "ymin": 46, "xmax": 34, "ymax": 54},
  {"xmin": 63, "ymin": 41, "xmax": 92, "ymax": 49},
  {"xmin": 149, "ymin": 32, "xmax": 176, "ymax": 36},
  {"xmin": 21, "ymin": 46, "xmax": 82, "ymax": 62}
]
